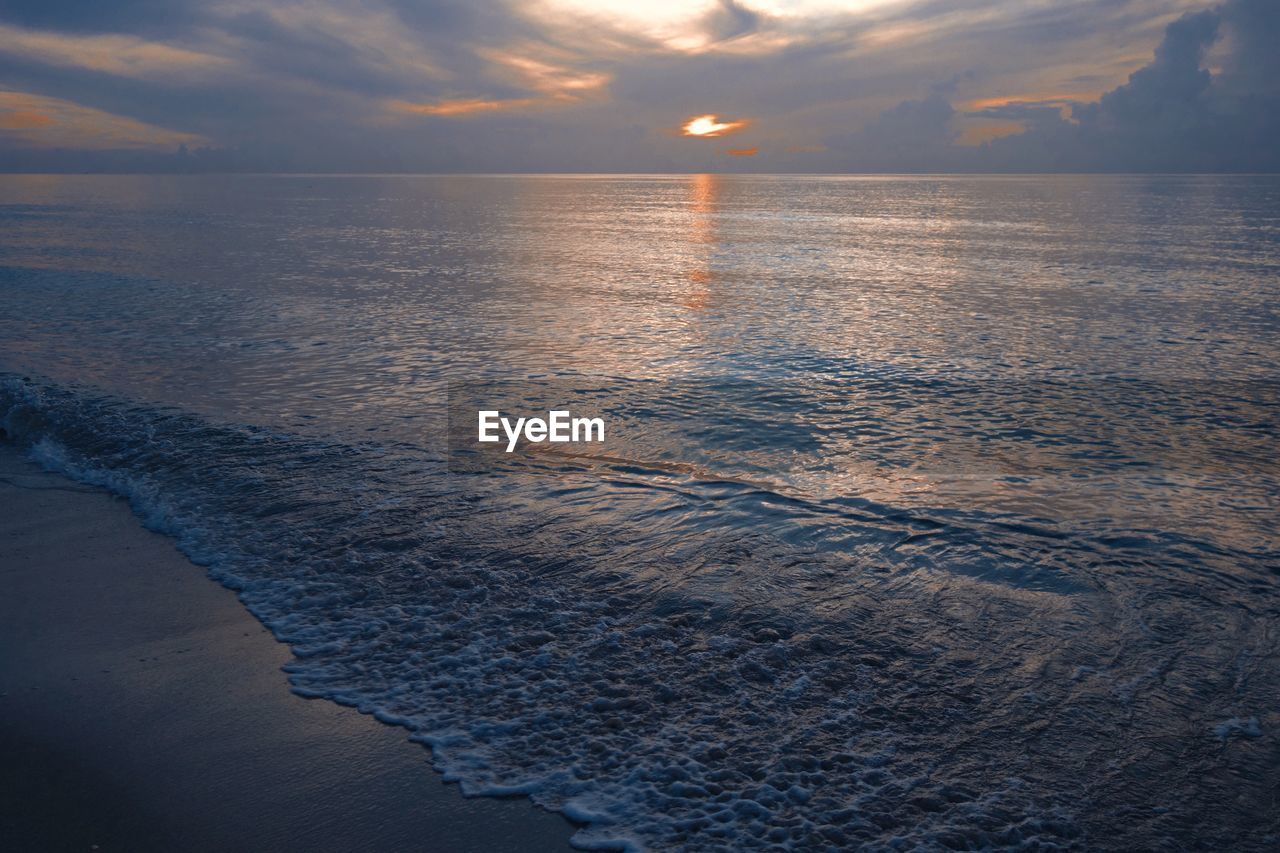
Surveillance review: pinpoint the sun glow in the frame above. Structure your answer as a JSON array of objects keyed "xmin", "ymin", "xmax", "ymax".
[
  {"xmin": 682, "ymin": 114, "xmax": 747, "ymax": 137},
  {"xmin": 532, "ymin": 1, "xmax": 906, "ymax": 49}
]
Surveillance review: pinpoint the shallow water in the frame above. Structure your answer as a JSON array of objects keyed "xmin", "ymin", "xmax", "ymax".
[{"xmin": 2, "ymin": 174, "xmax": 1278, "ymax": 850}]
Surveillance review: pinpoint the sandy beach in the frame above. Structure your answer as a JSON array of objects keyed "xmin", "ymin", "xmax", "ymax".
[{"xmin": 0, "ymin": 446, "xmax": 575, "ymax": 852}]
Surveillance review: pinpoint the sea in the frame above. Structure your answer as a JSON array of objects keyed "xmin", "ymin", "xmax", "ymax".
[{"xmin": 1, "ymin": 174, "xmax": 1277, "ymax": 850}]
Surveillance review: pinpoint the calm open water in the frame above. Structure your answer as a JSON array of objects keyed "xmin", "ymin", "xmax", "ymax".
[{"xmin": 1, "ymin": 174, "xmax": 1278, "ymax": 850}]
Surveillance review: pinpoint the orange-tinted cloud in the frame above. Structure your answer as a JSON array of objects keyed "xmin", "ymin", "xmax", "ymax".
[
  {"xmin": 725, "ymin": 146, "xmax": 758, "ymax": 156},
  {"xmin": 389, "ymin": 97, "xmax": 539, "ymax": 117},
  {"xmin": 0, "ymin": 90, "xmax": 207, "ymax": 149},
  {"xmin": 956, "ymin": 122, "xmax": 1025, "ymax": 146},
  {"xmin": 682, "ymin": 114, "xmax": 749, "ymax": 137},
  {"xmin": 390, "ymin": 45, "xmax": 610, "ymax": 121},
  {"xmin": 0, "ymin": 110, "xmax": 54, "ymax": 130},
  {"xmin": 965, "ymin": 93, "xmax": 1093, "ymax": 112},
  {"xmin": 477, "ymin": 46, "xmax": 611, "ymax": 99},
  {"xmin": 0, "ymin": 23, "xmax": 231, "ymax": 81}
]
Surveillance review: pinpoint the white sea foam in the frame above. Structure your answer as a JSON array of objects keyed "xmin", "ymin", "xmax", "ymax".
[{"xmin": 4, "ymin": 375, "xmax": 1278, "ymax": 851}]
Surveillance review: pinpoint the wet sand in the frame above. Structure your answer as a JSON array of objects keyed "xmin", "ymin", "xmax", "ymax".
[{"xmin": 0, "ymin": 446, "xmax": 576, "ymax": 852}]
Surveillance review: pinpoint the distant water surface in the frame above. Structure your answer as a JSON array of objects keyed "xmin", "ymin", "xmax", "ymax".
[{"xmin": 1, "ymin": 174, "xmax": 1277, "ymax": 850}]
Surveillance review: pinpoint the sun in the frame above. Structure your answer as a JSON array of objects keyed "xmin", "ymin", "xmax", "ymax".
[{"xmin": 682, "ymin": 114, "xmax": 748, "ymax": 137}]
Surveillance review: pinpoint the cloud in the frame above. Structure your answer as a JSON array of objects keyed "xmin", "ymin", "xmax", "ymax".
[
  {"xmin": 0, "ymin": 89, "xmax": 208, "ymax": 149},
  {"xmin": 820, "ymin": 0, "xmax": 1279, "ymax": 172},
  {"xmin": 1217, "ymin": 0, "xmax": 1280, "ymax": 95},
  {"xmin": 219, "ymin": 1, "xmax": 452, "ymax": 87},
  {"xmin": 823, "ymin": 75, "xmax": 968, "ymax": 168},
  {"xmin": 966, "ymin": 101, "xmax": 1069, "ymax": 123},
  {"xmin": 956, "ymin": 121, "xmax": 1022, "ymax": 145},
  {"xmin": 385, "ymin": 42, "xmax": 611, "ymax": 122},
  {"xmin": 0, "ymin": 22, "xmax": 233, "ymax": 80},
  {"xmin": 1087, "ymin": 8, "xmax": 1219, "ymax": 125},
  {"xmin": 520, "ymin": 0, "xmax": 765, "ymax": 55},
  {"xmin": 0, "ymin": 0, "xmax": 1273, "ymax": 172},
  {"xmin": 971, "ymin": 0, "xmax": 1280, "ymax": 171},
  {"xmin": 725, "ymin": 145, "xmax": 758, "ymax": 156},
  {"xmin": 476, "ymin": 47, "xmax": 611, "ymax": 99},
  {"xmin": 388, "ymin": 97, "xmax": 539, "ymax": 117}
]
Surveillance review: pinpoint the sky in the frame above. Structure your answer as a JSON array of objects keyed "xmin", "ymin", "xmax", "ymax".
[{"xmin": 0, "ymin": 0, "xmax": 1276, "ymax": 172}]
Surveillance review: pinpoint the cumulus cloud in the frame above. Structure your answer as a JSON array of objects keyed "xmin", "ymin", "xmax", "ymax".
[
  {"xmin": 817, "ymin": 0, "xmax": 1278, "ymax": 172},
  {"xmin": 975, "ymin": 0, "xmax": 1279, "ymax": 171}
]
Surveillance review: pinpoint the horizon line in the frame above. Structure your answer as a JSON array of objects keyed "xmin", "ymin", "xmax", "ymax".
[{"xmin": 2, "ymin": 170, "xmax": 1279, "ymax": 178}]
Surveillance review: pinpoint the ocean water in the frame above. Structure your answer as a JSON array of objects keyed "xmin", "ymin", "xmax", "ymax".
[{"xmin": 1, "ymin": 174, "xmax": 1277, "ymax": 850}]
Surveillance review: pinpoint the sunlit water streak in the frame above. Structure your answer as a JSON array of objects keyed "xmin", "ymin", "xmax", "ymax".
[{"xmin": 1, "ymin": 174, "xmax": 1278, "ymax": 850}]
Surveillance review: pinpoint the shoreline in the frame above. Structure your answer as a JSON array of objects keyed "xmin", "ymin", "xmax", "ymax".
[{"xmin": 0, "ymin": 445, "xmax": 576, "ymax": 852}]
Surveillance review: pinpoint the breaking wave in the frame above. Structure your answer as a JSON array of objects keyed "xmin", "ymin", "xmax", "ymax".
[{"xmin": 3, "ymin": 373, "xmax": 1277, "ymax": 851}]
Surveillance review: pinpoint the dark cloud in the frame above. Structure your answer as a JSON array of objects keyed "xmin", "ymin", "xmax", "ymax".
[
  {"xmin": 1084, "ymin": 8, "xmax": 1219, "ymax": 126},
  {"xmin": 0, "ymin": 0, "xmax": 205, "ymax": 34},
  {"xmin": 1218, "ymin": 0, "xmax": 1280, "ymax": 95},
  {"xmin": 705, "ymin": 0, "xmax": 762, "ymax": 43},
  {"xmin": 974, "ymin": 0, "xmax": 1278, "ymax": 171},
  {"xmin": 821, "ymin": 0, "xmax": 1278, "ymax": 172},
  {"xmin": 824, "ymin": 77, "xmax": 970, "ymax": 170}
]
